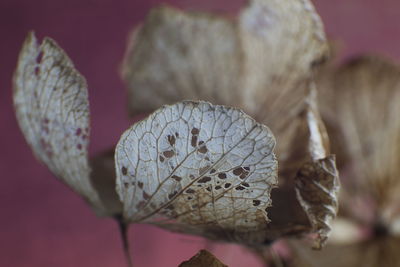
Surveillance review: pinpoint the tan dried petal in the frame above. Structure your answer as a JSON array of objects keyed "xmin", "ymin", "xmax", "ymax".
[
  {"xmin": 179, "ymin": 250, "xmax": 228, "ymax": 267},
  {"xmin": 121, "ymin": 0, "xmax": 329, "ymax": 123},
  {"xmin": 13, "ymin": 32, "xmax": 108, "ymax": 215},
  {"xmin": 265, "ymin": 90, "xmax": 339, "ymax": 247},
  {"xmin": 319, "ymin": 55, "xmax": 400, "ymax": 225},
  {"xmin": 121, "ymin": 6, "xmax": 243, "ymax": 114},
  {"xmin": 238, "ymin": 0, "xmax": 328, "ymax": 127},
  {"xmin": 115, "ymin": 101, "xmax": 278, "ymax": 246},
  {"xmin": 295, "ymin": 156, "xmax": 339, "ymax": 249}
]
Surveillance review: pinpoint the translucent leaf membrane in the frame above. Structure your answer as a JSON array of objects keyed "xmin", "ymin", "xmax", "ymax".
[
  {"xmin": 319, "ymin": 56, "xmax": 400, "ymax": 227},
  {"xmin": 13, "ymin": 32, "xmax": 120, "ymax": 216},
  {"xmin": 121, "ymin": 0, "xmax": 329, "ymax": 126},
  {"xmin": 115, "ymin": 101, "xmax": 278, "ymax": 246}
]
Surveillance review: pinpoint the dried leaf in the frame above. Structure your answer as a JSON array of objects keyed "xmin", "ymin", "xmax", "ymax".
[
  {"xmin": 121, "ymin": 0, "xmax": 329, "ymax": 123},
  {"xmin": 115, "ymin": 101, "xmax": 278, "ymax": 246},
  {"xmin": 13, "ymin": 32, "xmax": 117, "ymax": 216},
  {"xmin": 238, "ymin": 0, "xmax": 328, "ymax": 127},
  {"xmin": 121, "ymin": 6, "xmax": 243, "ymax": 115},
  {"xmin": 179, "ymin": 250, "xmax": 228, "ymax": 267},
  {"xmin": 265, "ymin": 89, "xmax": 339, "ymax": 247},
  {"xmin": 319, "ymin": 55, "xmax": 400, "ymax": 226}
]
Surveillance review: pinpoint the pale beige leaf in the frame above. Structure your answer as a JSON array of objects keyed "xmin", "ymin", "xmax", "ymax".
[
  {"xmin": 115, "ymin": 101, "xmax": 278, "ymax": 246},
  {"xmin": 13, "ymin": 32, "xmax": 106, "ymax": 215},
  {"xmin": 179, "ymin": 250, "xmax": 228, "ymax": 267},
  {"xmin": 238, "ymin": 0, "xmax": 328, "ymax": 127},
  {"xmin": 121, "ymin": 0, "xmax": 329, "ymax": 123},
  {"xmin": 121, "ymin": 6, "xmax": 243, "ymax": 115},
  {"xmin": 319, "ymin": 56, "xmax": 400, "ymax": 226}
]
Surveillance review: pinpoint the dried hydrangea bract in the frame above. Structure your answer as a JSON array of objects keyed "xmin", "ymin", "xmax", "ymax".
[
  {"xmin": 115, "ymin": 101, "xmax": 278, "ymax": 246},
  {"xmin": 121, "ymin": 0, "xmax": 328, "ymax": 128},
  {"xmin": 13, "ymin": 32, "xmax": 112, "ymax": 216},
  {"xmin": 289, "ymin": 56, "xmax": 400, "ymax": 266}
]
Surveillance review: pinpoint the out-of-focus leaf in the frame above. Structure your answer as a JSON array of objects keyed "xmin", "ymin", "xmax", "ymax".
[
  {"xmin": 13, "ymin": 32, "xmax": 120, "ymax": 216},
  {"xmin": 115, "ymin": 101, "xmax": 278, "ymax": 246},
  {"xmin": 289, "ymin": 237, "xmax": 400, "ymax": 267},
  {"xmin": 179, "ymin": 250, "xmax": 228, "ymax": 267},
  {"xmin": 121, "ymin": 0, "xmax": 328, "ymax": 123},
  {"xmin": 319, "ymin": 56, "xmax": 400, "ymax": 227}
]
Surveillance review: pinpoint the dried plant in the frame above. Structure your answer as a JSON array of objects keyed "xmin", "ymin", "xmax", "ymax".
[
  {"xmin": 288, "ymin": 56, "xmax": 400, "ymax": 266},
  {"xmin": 13, "ymin": 0, "xmax": 341, "ymax": 266}
]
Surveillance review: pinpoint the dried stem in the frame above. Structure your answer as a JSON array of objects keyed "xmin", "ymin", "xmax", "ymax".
[{"xmin": 115, "ymin": 215, "xmax": 133, "ymax": 267}]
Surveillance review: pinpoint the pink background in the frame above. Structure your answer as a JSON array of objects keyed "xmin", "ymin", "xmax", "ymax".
[{"xmin": 1, "ymin": 0, "xmax": 399, "ymax": 266}]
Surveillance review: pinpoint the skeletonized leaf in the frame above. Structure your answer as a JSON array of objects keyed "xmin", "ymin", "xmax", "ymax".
[
  {"xmin": 121, "ymin": 0, "xmax": 329, "ymax": 122},
  {"xmin": 13, "ymin": 32, "xmax": 110, "ymax": 215},
  {"xmin": 115, "ymin": 101, "xmax": 278, "ymax": 246}
]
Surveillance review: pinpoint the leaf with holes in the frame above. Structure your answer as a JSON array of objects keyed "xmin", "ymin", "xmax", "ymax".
[
  {"xmin": 13, "ymin": 32, "xmax": 121, "ymax": 216},
  {"xmin": 115, "ymin": 101, "xmax": 278, "ymax": 246}
]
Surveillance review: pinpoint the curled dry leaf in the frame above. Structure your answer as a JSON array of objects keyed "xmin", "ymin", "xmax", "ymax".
[
  {"xmin": 13, "ymin": 32, "xmax": 121, "ymax": 216},
  {"xmin": 115, "ymin": 101, "xmax": 278, "ymax": 246},
  {"xmin": 121, "ymin": 0, "xmax": 328, "ymax": 126},
  {"xmin": 179, "ymin": 250, "xmax": 228, "ymax": 267},
  {"xmin": 288, "ymin": 56, "xmax": 400, "ymax": 266}
]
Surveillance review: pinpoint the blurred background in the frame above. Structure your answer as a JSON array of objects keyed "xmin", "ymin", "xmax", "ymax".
[{"xmin": 1, "ymin": 0, "xmax": 399, "ymax": 266}]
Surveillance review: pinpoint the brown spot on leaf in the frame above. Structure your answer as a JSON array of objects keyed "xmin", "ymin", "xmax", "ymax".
[
  {"xmin": 244, "ymin": 166, "xmax": 250, "ymax": 171},
  {"xmin": 186, "ymin": 188, "xmax": 195, "ymax": 194},
  {"xmin": 172, "ymin": 175, "xmax": 182, "ymax": 182},
  {"xmin": 198, "ymin": 144, "xmax": 208, "ymax": 154},
  {"xmin": 210, "ymin": 169, "xmax": 216, "ymax": 174},
  {"xmin": 224, "ymin": 183, "xmax": 231, "ymax": 188},
  {"xmin": 159, "ymin": 155, "xmax": 165, "ymax": 162},
  {"xmin": 121, "ymin": 166, "xmax": 128, "ymax": 175},
  {"xmin": 206, "ymin": 186, "xmax": 212, "ymax": 192},
  {"xmin": 168, "ymin": 191, "xmax": 177, "ymax": 199},
  {"xmin": 215, "ymin": 185, "xmax": 222, "ymax": 190},
  {"xmin": 235, "ymin": 186, "xmax": 245, "ymax": 191},
  {"xmin": 233, "ymin": 167, "xmax": 244, "ymax": 176},
  {"xmin": 191, "ymin": 128, "xmax": 199, "ymax": 135},
  {"xmin": 167, "ymin": 135, "xmax": 176, "ymax": 146},
  {"xmin": 218, "ymin": 173, "xmax": 227, "ymax": 179},
  {"xmin": 138, "ymin": 181, "xmax": 143, "ymax": 189},
  {"xmin": 143, "ymin": 191, "xmax": 150, "ymax": 200},
  {"xmin": 191, "ymin": 135, "xmax": 198, "ymax": 147},
  {"xmin": 253, "ymin": 200, "xmax": 261, "ymax": 206},
  {"xmin": 198, "ymin": 176, "xmax": 211, "ymax": 183},
  {"xmin": 163, "ymin": 150, "xmax": 175, "ymax": 158},
  {"xmin": 124, "ymin": 182, "xmax": 129, "ymax": 189},
  {"xmin": 242, "ymin": 182, "xmax": 250, "ymax": 187}
]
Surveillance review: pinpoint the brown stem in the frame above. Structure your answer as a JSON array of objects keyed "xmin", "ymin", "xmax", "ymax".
[{"xmin": 115, "ymin": 215, "xmax": 133, "ymax": 267}]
